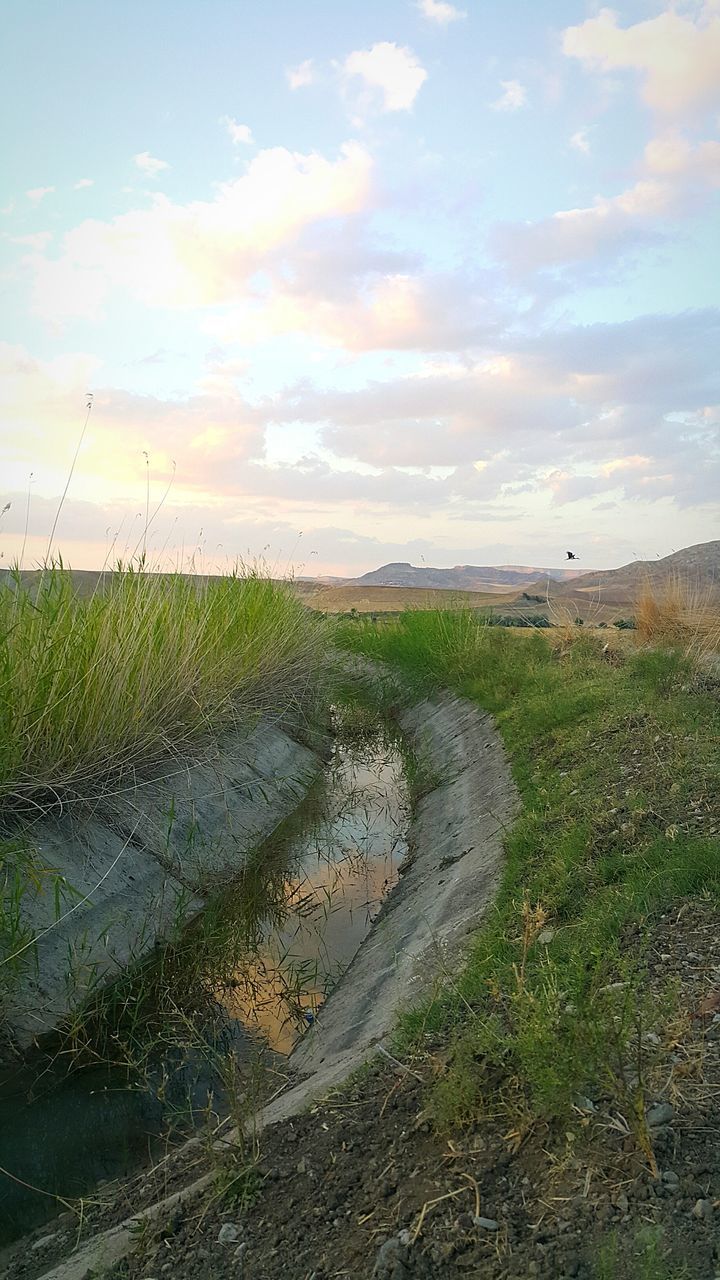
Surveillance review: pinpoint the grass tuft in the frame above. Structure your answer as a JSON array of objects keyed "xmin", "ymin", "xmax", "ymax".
[
  {"xmin": 634, "ymin": 573, "xmax": 720, "ymax": 657},
  {"xmin": 0, "ymin": 560, "xmax": 330, "ymax": 818}
]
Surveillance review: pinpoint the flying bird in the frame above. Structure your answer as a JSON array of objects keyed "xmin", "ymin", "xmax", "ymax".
[{"xmin": 566, "ymin": 551, "xmax": 579, "ymax": 560}]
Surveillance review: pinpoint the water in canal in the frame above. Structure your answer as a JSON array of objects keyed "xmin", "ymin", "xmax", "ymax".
[{"xmin": 0, "ymin": 712, "xmax": 410, "ymax": 1243}]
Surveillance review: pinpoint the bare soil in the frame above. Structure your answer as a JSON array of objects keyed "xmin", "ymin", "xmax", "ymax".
[{"xmin": 8, "ymin": 900, "xmax": 720, "ymax": 1280}]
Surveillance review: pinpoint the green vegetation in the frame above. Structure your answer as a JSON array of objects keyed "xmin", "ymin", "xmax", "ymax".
[
  {"xmin": 490, "ymin": 612, "xmax": 550, "ymax": 628},
  {"xmin": 0, "ymin": 562, "xmax": 328, "ymax": 815},
  {"xmin": 338, "ymin": 610, "xmax": 720, "ymax": 1125},
  {"xmin": 0, "ymin": 561, "xmax": 329, "ymax": 1008},
  {"xmin": 593, "ymin": 1227, "xmax": 690, "ymax": 1280}
]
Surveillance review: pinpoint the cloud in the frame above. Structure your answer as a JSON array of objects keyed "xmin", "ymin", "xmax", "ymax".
[
  {"xmin": 267, "ymin": 310, "xmax": 720, "ymax": 515},
  {"xmin": 493, "ymin": 132, "xmax": 720, "ymax": 275},
  {"xmin": 570, "ymin": 129, "xmax": 590, "ymax": 154},
  {"xmin": 563, "ymin": 5, "xmax": 720, "ymax": 117},
  {"xmin": 0, "ymin": 341, "xmax": 266, "ymax": 499},
  {"xmin": 26, "ymin": 187, "xmax": 55, "ymax": 204},
  {"xmin": 28, "ymin": 141, "xmax": 373, "ymax": 321},
  {"xmin": 417, "ymin": 0, "xmax": 466, "ymax": 24},
  {"xmin": 204, "ymin": 268, "xmax": 501, "ymax": 353},
  {"xmin": 490, "ymin": 80, "xmax": 527, "ymax": 112},
  {"xmin": 221, "ymin": 116, "xmax": 254, "ymax": 145},
  {"xmin": 342, "ymin": 42, "xmax": 427, "ymax": 112},
  {"xmin": 286, "ymin": 59, "xmax": 315, "ymax": 90},
  {"xmin": 74, "ymin": 178, "xmax": 94, "ymax": 190},
  {"xmin": 133, "ymin": 152, "xmax": 170, "ymax": 177}
]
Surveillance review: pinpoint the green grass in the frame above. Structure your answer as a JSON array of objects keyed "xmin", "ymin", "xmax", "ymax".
[
  {"xmin": 0, "ymin": 561, "xmax": 329, "ymax": 815},
  {"xmin": 593, "ymin": 1227, "xmax": 691, "ymax": 1280},
  {"xmin": 0, "ymin": 560, "xmax": 330, "ymax": 1005},
  {"xmin": 338, "ymin": 610, "xmax": 720, "ymax": 1124}
]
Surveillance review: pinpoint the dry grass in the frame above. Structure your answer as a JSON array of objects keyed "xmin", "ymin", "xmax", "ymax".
[
  {"xmin": 300, "ymin": 583, "xmax": 514, "ymax": 614},
  {"xmin": 634, "ymin": 574, "xmax": 720, "ymax": 657}
]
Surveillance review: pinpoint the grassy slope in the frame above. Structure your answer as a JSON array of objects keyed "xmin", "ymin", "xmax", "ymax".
[{"xmin": 338, "ymin": 611, "xmax": 720, "ymax": 1126}]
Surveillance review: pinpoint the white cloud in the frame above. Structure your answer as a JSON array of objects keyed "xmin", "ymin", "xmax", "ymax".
[
  {"xmin": 342, "ymin": 42, "xmax": 427, "ymax": 112},
  {"xmin": 493, "ymin": 132, "xmax": 720, "ymax": 274},
  {"xmin": 563, "ymin": 5, "xmax": 720, "ymax": 117},
  {"xmin": 133, "ymin": 152, "xmax": 170, "ymax": 177},
  {"xmin": 490, "ymin": 80, "xmax": 527, "ymax": 112},
  {"xmin": 220, "ymin": 116, "xmax": 254, "ymax": 145},
  {"xmin": 74, "ymin": 178, "xmax": 94, "ymax": 190},
  {"xmin": 0, "ymin": 340, "xmax": 264, "ymax": 499},
  {"xmin": 204, "ymin": 270, "xmax": 494, "ymax": 353},
  {"xmin": 29, "ymin": 142, "xmax": 373, "ymax": 321},
  {"xmin": 417, "ymin": 0, "xmax": 466, "ymax": 25},
  {"xmin": 570, "ymin": 129, "xmax": 591, "ymax": 154},
  {"xmin": 286, "ymin": 59, "xmax": 315, "ymax": 90},
  {"xmin": 26, "ymin": 187, "xmax": 55, "ymax": 204}
]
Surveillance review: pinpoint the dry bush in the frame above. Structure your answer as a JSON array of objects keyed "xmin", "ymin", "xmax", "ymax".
[{"xmin": 635, "ymin": 574, "xmax": 720, "ymax": 658}]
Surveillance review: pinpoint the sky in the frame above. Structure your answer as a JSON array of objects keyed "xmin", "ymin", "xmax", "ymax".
[{"xmin": 1, "ymin": 0, "xmax": 719, "ymax": 576}]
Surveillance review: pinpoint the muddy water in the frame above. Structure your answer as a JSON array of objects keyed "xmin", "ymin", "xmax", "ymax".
[{"xmin": 0, "ymin": 718, "xmax": 409, "ymax": 1243}]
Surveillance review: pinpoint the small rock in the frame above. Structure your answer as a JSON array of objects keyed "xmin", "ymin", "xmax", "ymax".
[
  {"xmin": 474, "ymin": 1216, "xmax": 499, "ymax": 1231},
  {"xmin": 372, "ymin": 1235, "xmax": 411, "ymax": 1279},
  {"xmin": 296, "ymin": 1157, "xmax": 309, "ymax": 1175},
  {"xmin": 647, "ymin": 1102, "xmax": 675, "ymax": 1128},
  {"xmin": 662, "ymin": 1170, "xmax": 680, "ymax": 1187},
  {"xmin": 692, "ymin": 1199, "xmax": 714, "ymax": 1222},
  {"xmin": 537, "ymin": 929, "xmax": 555, "ymax": 946},
  {"xmin": 234, "ymin": 1243, "xmax": 248, "ymax": 1261},
  {"xmin": 644, "ymin": 1031, "xmax": 661, "ymax": 1045},
  {"xmin": 574, "ymin": 1094, "xmax": 596, "ymax": 1113},
  {"xmin": 31, "ymin": 1233, "xmax": 58, "ymax": 1251},
  {"xmin": 613, "ymin": 1192, "xmax": 629, "ymax": 1215},
  {"xmin": 217, "ymin": 1222, "xmax": 241, "ymax": 1244}
]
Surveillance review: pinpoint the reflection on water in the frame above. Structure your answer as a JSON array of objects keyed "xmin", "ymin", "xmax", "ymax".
[
  {"xmin": 0, "ymin": 713, "xmax": 409, "ymax": 1243},
  {"xmin": 221, "ymin": 735, "xmax": 409, "ymax": 1052}
]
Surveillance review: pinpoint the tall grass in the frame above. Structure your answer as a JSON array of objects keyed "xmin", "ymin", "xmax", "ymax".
[
  {"xmin": 634, "ymin": 573, "xmax": 720, "ymax": 656},
  {"xmin": 0, "ymin": 561, "xmax": 329, "ymax": 817}
]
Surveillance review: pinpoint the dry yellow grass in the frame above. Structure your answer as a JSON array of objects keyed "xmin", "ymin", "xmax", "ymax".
[
  {"xmin": 301, "ymin": 583, "xmax": 515, "ymax": 614},
  {"xmin": 635, "ymin": 574, "xmax": 720, "ymax": 656}
]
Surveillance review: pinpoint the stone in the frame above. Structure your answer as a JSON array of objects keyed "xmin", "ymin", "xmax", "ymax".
[
  {"xmin": 474, "ymin": 1216, "xmax": 499, "ymax": 1231},
  {"xmin": 692, "ymin": 1199, "xmax": 714, "ymax": 1222},
  {"xmin": 647, "ymin": 1102, "xmax": 675, "ymax": 1128},
  {"xmin": 217, "ymin": 1222, "xmax": 241, "ymax": 1244},
  {"xmin": 662, "ymin": 1170, "xmax": 680, "ymax": 1187},
  {"xmin": 372, "ymin": 1235, "xmax": 412, "ymax": 1279},
  {"xmin": 31, "ymin": 1234, "xmax": 58, "ymax": 1251},
  {"xmin": 537, "ymin": 929, "xmax": 555, "ymax": 946}
]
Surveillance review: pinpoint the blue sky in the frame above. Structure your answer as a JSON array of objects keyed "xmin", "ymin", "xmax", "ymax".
[{"xmin": 1, "ymin": 0, "xmax": 719, "ymax": 574}]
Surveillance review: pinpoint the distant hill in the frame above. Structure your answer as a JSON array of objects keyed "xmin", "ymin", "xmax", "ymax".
[
  {"xmin": 351, "ymin": 561, "xmax": 588, "ymax": 593},
  {"xmin": 551, "ymin": 540, "xmax": 720, "ymax": 603}
]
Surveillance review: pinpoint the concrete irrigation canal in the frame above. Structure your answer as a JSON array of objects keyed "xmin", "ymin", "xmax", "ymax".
[{"xmin": 0, "ymin": 672, "xmax": 516, "ymax": 1280}]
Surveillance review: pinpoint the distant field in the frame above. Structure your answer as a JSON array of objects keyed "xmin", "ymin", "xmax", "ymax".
[
  {"xmin": 1, "ymin": 569, "xmax": 634, "ymax": 623},
  {"xmin": 298, "ymin": 583, "xmax": 518, "ymax": 614}
]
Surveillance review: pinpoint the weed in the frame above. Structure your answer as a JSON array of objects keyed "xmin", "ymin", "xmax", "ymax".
[
  {"xmin": 592, "ymin": 1225, "xmax": 690, "ymax": 1279},
  {"xmin": 635, "ymin": 574, "xmax": 720, "ymax": 657},
  {"xmin": 338, "ymin": 610, "xmax": 720, "ymax": 1131}
]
